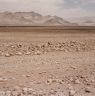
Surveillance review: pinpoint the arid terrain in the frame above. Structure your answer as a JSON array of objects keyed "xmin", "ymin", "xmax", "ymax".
[{"xmin": 0, "ymin": 26, "xmax": 95, "ymax": 96}]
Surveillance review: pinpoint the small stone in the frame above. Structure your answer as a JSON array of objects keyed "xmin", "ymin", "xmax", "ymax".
[
  {"xmin": 69, "ymin": 90, "xmax": 75, "ymax": 96},
  {"xmin": 22, "ymin": 87, "xmax": 34, "ymax": 95},
  {"xmin": 11, "ymin": 86, "xmax": 21, "ymax": 96},
  {"xmin": 18, "ymin": 44, "xmax": 22, "ymax": 47},
  {"xmin": 0, "ymin": 77, "xmax": 7, "ymax": 82},
  {"xmin": 16, "ymin": 52, "xmax": 22, "ymax": 55},
  {"xmin": 32, "ymin": 91, "xmax": 37, "ymax": 95},
  {"xmin": 74, "ymin": 79, "xmax": 80, "ymax": 84},
  {"xmin": 28, "ymin": 88, "xmax": 34, "ymax": 91},
  {"xmin": 9, "ymin": 77, "xmax": 15, "ymax": 80},
  {"xmin": 34, "ymin": 50, "xmax": 41, "ymax": 55},
  {"xmin": 68, "ymin": 84, "xmax": 73, "ymax": 90},
  {"xmin": 5, "ymin": 91, "xmax": 11, "ymax": 96},
  {"xmin": 70, "ymin": 66, "xmax": 77, "ymax": 70},
  {"xmin": 57, "ymin": 79, "xmax": 64, "ymax": 84},
  {"xmin": 22, "ymin": 88, "xmax": 28, "ymax": 95},
  {"xmin": 85, "ymin": 87, "xmax": 91, "ymax": 93},
  {"xmin": 13, "ymin": 86, "xmax": 20, "ymax": 91},
  {"xmin": 5, "ymin": 53, "xmax": 11, "ymax": 57},
  {"xmin": 90, "ymin": 77, "xmax": 95, "ymax": 83},
  {"xmin": 11, "ymin": 45, "xmax": 15, "ymax": 48},
  {"xmin": 28, "ymin": 88, "xmax": 34, "ymax": 94},
  {"xmin": 47, "ymin": 79, "xmax": 53, "ymax": 84},
  {"xmin": 56, "ymin": 92, "xmax": 66, "ymax": 96},
  {"xmin": 26, "ymin": 75, "xmax": 31, "ymax": 78},
  {"xmin": 69, "ymin": 77, "xmax": 73, "ymax": 82},
  {"xmin": 25, "ymin": 52, "xmax": 31, "ymax": 55},
  {"xmin": 11, "ymin": 91, "xmax": 20, "ymax": 96},
  {"xmin": 49, "ymin": 89, "xmax": 57, "ymax": 95},
  {"xmin": 47, "ymin": 79, "xmax": 63, "ymax": 84},
  {"xmin": 35, "ymin": 81, "xmax": 41, "ymax": 84},
  {"xmin": 0, "ymin": 91, "xmax": 6, "ymax": 95}
]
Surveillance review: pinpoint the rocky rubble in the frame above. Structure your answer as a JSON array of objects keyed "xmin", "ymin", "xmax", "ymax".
[
  {"xmin": 0, "ymin": 41, "xmax": 95, "ymax": 57},
  {"xmin": 0, "ymin": 73, "xmax": 94, "ymax": 96},
  {"xmin": 0, "ymin": 68, "xmax": 95, "ymax": 96},
  {"xmin": 0, "ymin": 77, "xmax": 95, "ymax": 96},
  {"xmin": 0, "ymin": 39, "xmax": 95, "ymax": 96}
]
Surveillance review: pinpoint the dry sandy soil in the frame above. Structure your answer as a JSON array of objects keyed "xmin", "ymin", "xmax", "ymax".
[{"xmin": 0, "ymin": 26, "xmax": 95, "ymax": 96}]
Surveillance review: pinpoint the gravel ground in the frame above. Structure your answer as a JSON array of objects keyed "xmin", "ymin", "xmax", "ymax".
[{"xmin": 0, "ymin": 31, "xmax": 95, "ymax": 96}]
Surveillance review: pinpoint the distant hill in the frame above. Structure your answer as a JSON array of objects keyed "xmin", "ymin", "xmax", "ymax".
[
  {"xmin": 68, "ymin": 17, "xmax": 95, "ymax": 26},
  {"xmin": 0, "ymin": 11, "xmax": 77, "ymax": 26}
]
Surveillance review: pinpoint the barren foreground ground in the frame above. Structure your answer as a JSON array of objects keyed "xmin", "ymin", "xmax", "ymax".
[{"xmin": 0, "ymin": 26, "xmax": 95, "ymax": 96}]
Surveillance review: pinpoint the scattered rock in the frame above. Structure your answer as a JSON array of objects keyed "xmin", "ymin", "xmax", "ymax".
[
  {"xmin": 47, "ymin": 79, "xmax": 56, "ymax": 84},
  {"xmin": 25, "ymin": 51, "xmax": 31, "ymax": 55},
  {"xmin": 35, "ymin": 81, "xmax": 41, "ymax": 84},
  {"xmin": 25, "ymin": 75, "xmax": 31, "ymax": 78},
  {"xmin": 68, "ymin": 84, "xmax": 76, "ymax": 96},
  {"xmin": 85, "ymin": 86, "xmax": 91, "ymax": 93},
  {"xmin": 74, "ymin": 79, "xmax": 81, "ymax": 84},
  {"xmin": 17, "ymin": 44, "xmax": 22, "ymax": 48},
  {"xmin": 90, "ymin": 77, "xmax": 95, "ymax": 83},
  {"xmin": 13, "ymin": 86, "xmax": 21, "ymax": 91},
  {"xmin": 22, "ymin": 87, "xmax": 35, "ymax": 95},
  {"xmin": 16, "ymin": 52, "xmax": 22, "ymax": 55},
  {"xmin": 11, "ymin": 90, "xmax": 21, "ymax": 96},
  {"xmin": 0, "ymin": 41, "xmax": 94, "ymax": 57},
  {"xmin": 32, "ymin": 91, "xmax": 37, "ymax": 95},
  {"xmin": 69, "ymin": 90, "xmax": 76, "ymax": 96},
  {"xmin": 68, "ymin": 84, "xmax": 73, "ymax": 90},
  {"xmin": 5, "ymin": 53, "xmax": 11, "ymax": 57},
  {"xmin": 69, "ymin": 77, "xmax": 74, "ymax": 82},
  {"xmin": 0, "ymin": 91, "xmax": 6, "ymax": 96},
  {"xmin": 0, "ymin": 77, "xmax": 8, "ymax": 82},
  {"xmin": 22, "ymin": 87, "xmax": 28, "ymax": 95},
  {"xmin": 46, "ymin": 78, "xmax": 63, "ymax": 85},
  {"xmin": 11, "ymin": 45, "xmax": 15, "ymax": 48},
  {"xmin": 5, "ymin": 91, "xmax": 11, "ymax": 96},
  {"xmin": 49, "ymin": 89, "xmax": 57, "ymax": 95},
  {"xmin": 34, "ymin": 50, "xmax": 42, "ymax": 55},
  {"xmin": 28, "ymin": 88, "xmax": 34, "ymax": 94},
  {"xmin": 47, "ymin": 79, "xmax": 53, "ymax": 84}
]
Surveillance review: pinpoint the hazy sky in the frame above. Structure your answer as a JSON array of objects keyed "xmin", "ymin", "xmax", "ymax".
[{"xmin": 0, "ymin": 0, "xmax": 95, "ymax": 19}]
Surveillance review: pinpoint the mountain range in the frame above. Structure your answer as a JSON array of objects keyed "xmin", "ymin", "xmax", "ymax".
[
  {"xmin": 0, "ymin": 11, "xmax": 95, "ymax": 26},
  {"xmin": 0, "ymin": 11, "xmax": 77, "ymax": 26}
]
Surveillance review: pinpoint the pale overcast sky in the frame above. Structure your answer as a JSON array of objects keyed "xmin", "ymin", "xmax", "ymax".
[{"xmin": 0, "ymin": 0, "xmax": 95, "ymax": 19}]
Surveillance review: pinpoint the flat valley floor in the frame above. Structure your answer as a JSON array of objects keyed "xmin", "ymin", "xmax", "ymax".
[{"xmin": 0, "ymin": 26, "xmax": 95, "ymax": 96}]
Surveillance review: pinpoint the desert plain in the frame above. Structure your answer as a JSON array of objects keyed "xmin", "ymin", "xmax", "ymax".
[{"xmin": 0, "ymin": 26, "xmax": 95, "ymax": 96}]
